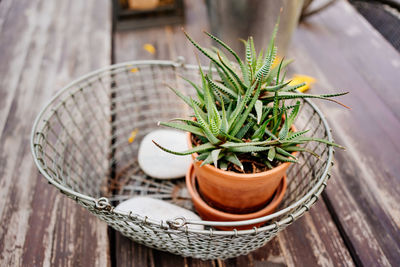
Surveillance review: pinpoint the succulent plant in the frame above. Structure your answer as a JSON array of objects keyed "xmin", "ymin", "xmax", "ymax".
[{"xmin": 153, "ymin": 23, "xmax": 347, "ymax": 172}]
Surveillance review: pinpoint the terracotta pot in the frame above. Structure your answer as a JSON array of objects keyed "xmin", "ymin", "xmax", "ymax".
[
  {"xmin": 187, "ymin": 126, "xmax": 296, "ymax": 214},
  {"xmin": 186, "ymin": 164, "xmax": 287, "ymax": 230}
]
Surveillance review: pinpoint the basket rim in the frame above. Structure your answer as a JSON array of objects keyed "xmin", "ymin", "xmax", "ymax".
[{"xmin": 30, "ymin": 59, "xmax": 334, "ymax": 235}]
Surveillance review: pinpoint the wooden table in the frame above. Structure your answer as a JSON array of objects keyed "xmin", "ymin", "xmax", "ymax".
[{"xmin": 0, "ymin": 0, "xmax": 399, "ymax": 266}]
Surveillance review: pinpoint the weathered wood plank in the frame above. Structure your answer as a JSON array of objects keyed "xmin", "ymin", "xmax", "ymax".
[
  {"xmin": 0, "ymin": 0, "xmax": 111, "ymax": 266},
  {"xmin": 113, "ymin": 0, "xmax": 354, "ymax": 266},
  {"xmin": 289, "ymin": 1, "xmax": 400, "ymax": 266},
  {"xmin": 220, "ymin": 201, "xmax": 354, "ymax": 267},
  {"xmin": 113, "ymin": 0, "xmax": 214, "ymax": 266},
  {"xmin": 218, "ymin": 237, "xmax": 286, "ymax": 267},
  {"xmin": 277, "ymin": 200, "xmax": 354, "ymax": 267}
]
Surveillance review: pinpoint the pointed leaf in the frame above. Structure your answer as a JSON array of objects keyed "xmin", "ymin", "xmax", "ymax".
[
  {"xmin": 228, "ymin": 145, "xmax": 271, "ymax": 153},
  {"xmin": 218, "ymin": 131, "xmax": 243, "ymax": 142},
  {"xmin": 286, "ymin": 101, "xmax": 301, "ymax": 127},
  {"xmin": 211, "ymin": 149, "xmax": 221, "ymax": 168},
  {"xmin": 226, "ymin": 101, "xmax": 234, "ymax": 118},
  {"xmin": 207, "ymin": 78, "xmax": 238, "ymax": 99},
  {"xmin": 271, "ymin": 107, "xmax": 283, "ymax": 136},
  {"xmin": 184, "ymin": 30, "xmax": 241, "ymax": 93},
  {"xmin": 276, "ymin": 147, "xmax": 297, "ymax": 159},
  {"xmin": 262, "ymin": 92, "xmax": 350, "ymax": 109},
  {"xmin": 160, "ymin": 121, "xmax": 205, "ymax": 137},
  {"xmin": 284, "ymin": 146, "xmax": 320, "ymax": 158},
  {"xmin": 278, "ymin": 104, "xmax": 289, "ymax": 140},
  {"xmin": 251, "ymin": 117, "xmax": 272, "ymax": 140},
  {"xmin": 230, "ymin": 79, "xmax": 262, "ymax": 136},
  {"xmin": 169, "ymin": 118, "xmax": 201, "ymax": 128},
  {"xmin": 179, "ymin": 75, "xmax": 204, "ymax": 103},
  {"xmin": 191, "ymin": 99, "xmax": 220, "ymax": 144},
  {"xmin": 281, "ymin": 82, "xmax": 306, "ymax": 92},
  {"xmin": 216, "ymin": 52, "xmax": 246, "ymax": 93},
  {"xmin": 209, "ymin": 118, "xmax": 219, "ymax": 136},
  {"xmin": 250, "ymin": 36, "xmax": 256, "ymax": 69},
  {"xmin": 276, "ymin": 57, "xmax": 284, "ymax": 83},
  {"xmin": 225, "ymin": 153, "xmax": 243, "ymax": 170},
  {"xmin": 196, "ymin": 152, "xmax": 210, "ymax": 161},
  {"xmin": 191, "ymin": 98, "xmax": 209, "ymax": 130},
  {"xmin": 245, "ymin": 38, "xmax": 252, "ymax": 67},
  {"xmin": 221, "ymin": 139, "xmax": 279, "ymax": 148},
  {"xmin": 153, "ymin": 141, "xmax": 215, "ymax": 156},
  {"xmin": 220, "ymin": 160, "xmax": 228, "ymax": 171},
  {"xmin": 275, "ymin": 153, "xmax": 298, "ymax": 163},
  {"xmin": 236, "ymin": 121, "xmax": 255, "ymax": 139},
  {"xmin": 255, "ymin": 100, "xmax": 263, "ymax": 124},
  {"xmin": 268, "ymin": 147, "xmax": 276, "ymax": 161},
  {"xmin": 262, "ymin": 80, "xmax": 291, "ymax": 92},
  {"xmin": 264, "ymin": 160, "xmax": 273, "ymax": 169},
  {"xmin": 256, "ymin": 49, "xmax": 264, "ymax": 71},
  {"xmin": 265, "ymin": 59, "xmax": 293, "ymax": 85},
  {"xmin": 265, "ymin": 127, "xmax": 278, "ymax": 140},
  {"xmin": 295, "ymin": 137, "xmax": 345, "ymax": 149},
  {"xmin": 200, "ymin": 153, "xmax": 214, "ymax": 166},
  {"xmin": 204, "ymin": 31, "xmax": 243, "ymax": 66},
  {"xmin": 229, "ymin": 77, "xmax": 261, "ymax": 131},
  {"xmin": 286, "ymin": 129, "xmax": 310, "ymax": 140},
  {"xmin": 215, "ymin": 65, "xmax": 238, "ymax": 93},
  {"xmin": 256, "ymin": 46, "xmax": 276, "ymax": 81},
  {"xmin": 219, "ymin": 94, "xmax": 228, "ymax": 133},
  {"xmin": 273, "ymin": 91, "xmax": 279, "ymax": 126}
]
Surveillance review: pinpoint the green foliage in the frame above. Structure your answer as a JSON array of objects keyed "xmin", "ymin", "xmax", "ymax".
[{"xmin": 155, "ymin": 25, "xmax": 348, "ymax": 171}]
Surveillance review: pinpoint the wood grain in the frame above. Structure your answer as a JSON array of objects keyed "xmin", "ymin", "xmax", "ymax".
[
  {"xmin": 113, "ymin": 0, "xmax": 215, "ymax": 266},
  {"xmin": 0, "ymin": 0, "xmax": 111, "ymax": 266},
  {"xmin": 113, "ymin": 0, "xmax": 354, "ymax": 266},
  {"xmin": 2, "ymin": 0, "xmax": 399, "ymax": 266},
  {"xmin": 219, "ymin": 201, "xmax": 354, "ymax": 267},
  {"xmin": 289, "ymin": 0, "xmax": 400, "ymax": 266}
]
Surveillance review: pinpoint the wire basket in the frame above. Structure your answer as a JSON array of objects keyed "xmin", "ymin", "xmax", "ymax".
[{"xmin": 31, "ymin": 59, "xmax": 334, "ymax": 260}]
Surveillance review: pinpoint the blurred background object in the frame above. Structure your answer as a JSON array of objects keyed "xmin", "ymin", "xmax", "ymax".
[
  {"xmin": 114, "ymin": 0, "xmax": 184, "ymax": 30},
  {"xmin": 349, "ymin": 0, "xmax": 400, "ymax": 52},
  {"xmin": 128, "ymin": 0, "xmax": 160, "ymax": 10},
  {"xmin": 205, "ymin": 0, "xmax": 304, "ymax": 58},
  {"xmin": 301, "ymin": 0, "xmax": 337, "ymax": 20},
  {"xmin": 113, "ymin": 0, "xmax": 342, "ymax": 57}
]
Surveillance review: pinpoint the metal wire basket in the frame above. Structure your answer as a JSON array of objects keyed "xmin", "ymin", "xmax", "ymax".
[{"xmin": 31, "ymin": 59, "xmax": 334, "ymax": 260}]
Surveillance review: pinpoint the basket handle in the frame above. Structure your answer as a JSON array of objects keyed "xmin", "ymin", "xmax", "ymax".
[
  {"xmin": 95, "ymin": 197, "xmax": 112, "ymax": 210},
  {"xmin": 166, "ymin": 216, "xmax": 187, "ymax": 229},
  {"xmin": 173, "ymin": 56, "xmax": 186, "ymax": 68}
]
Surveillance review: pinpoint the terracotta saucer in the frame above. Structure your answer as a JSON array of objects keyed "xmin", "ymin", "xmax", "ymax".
[{"xmin": 185, "ymin": 164, "xmax": 287, "ymax": 230}]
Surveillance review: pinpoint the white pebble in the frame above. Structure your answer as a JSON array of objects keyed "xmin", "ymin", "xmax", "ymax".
[
  {"xmin": 116, "ymin": 197, "xmax": 203, "ymax": 230},
  {"xmin": 138, "ymin": 130, "xmax": 191, "ymax": 179}
]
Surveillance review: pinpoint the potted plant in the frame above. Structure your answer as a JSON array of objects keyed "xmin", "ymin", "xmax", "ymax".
[{"xmin": 153, "ymin": 24, "xmax": 347, "ymax": 223}]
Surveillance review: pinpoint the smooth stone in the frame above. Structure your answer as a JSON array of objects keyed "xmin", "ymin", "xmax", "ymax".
[
  {"xmin": 115, "ymin": 196, "xmax": 204, "ymax": 230},
  {"xmin": 138, "ymin": 129, "xmax": 191, "ymax": 179}
]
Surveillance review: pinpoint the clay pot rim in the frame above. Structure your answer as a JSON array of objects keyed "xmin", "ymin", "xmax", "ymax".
[
  {"xmin": 186, "ymin": 163, "xmax": 287, "ymax": 220},
  {"xmin": 187, "ymin": 124, "xmax": 297, "ymax": 179}
]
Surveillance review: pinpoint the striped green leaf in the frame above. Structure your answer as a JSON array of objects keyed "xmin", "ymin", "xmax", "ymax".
[{"xmin": 153, "ymin": 141, "xmax": 215, "ymax": 156}]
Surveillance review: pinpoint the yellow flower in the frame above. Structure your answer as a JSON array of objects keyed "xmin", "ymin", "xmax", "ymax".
[
  {"xmin": 289, "ymin": 74, "xmax": 316, "ymax": 93},
  {"xmin": 130, "ymin": 68, "xmax": 139, "ymax": 73},
  {"xmin": 143, "ymin": 43, "xmax": 156, "ymax": 55},
  {"xmin": 271, "ymin": 56, "xmax": 281, "ymax": 69},
  {"xmin": 128, "ymin": 129, "xmax": 139, "ymax": 143}
]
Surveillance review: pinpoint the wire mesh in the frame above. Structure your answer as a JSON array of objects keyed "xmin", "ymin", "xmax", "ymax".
[{"xmin": 31, "ymin": 59, "xmax": 334, "ymax": 260}]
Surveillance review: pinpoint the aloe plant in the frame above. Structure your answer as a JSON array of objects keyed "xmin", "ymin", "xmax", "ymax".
[{"xmin": 153, "ymin": 24, "xmax": 347, "ymax": 172}]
